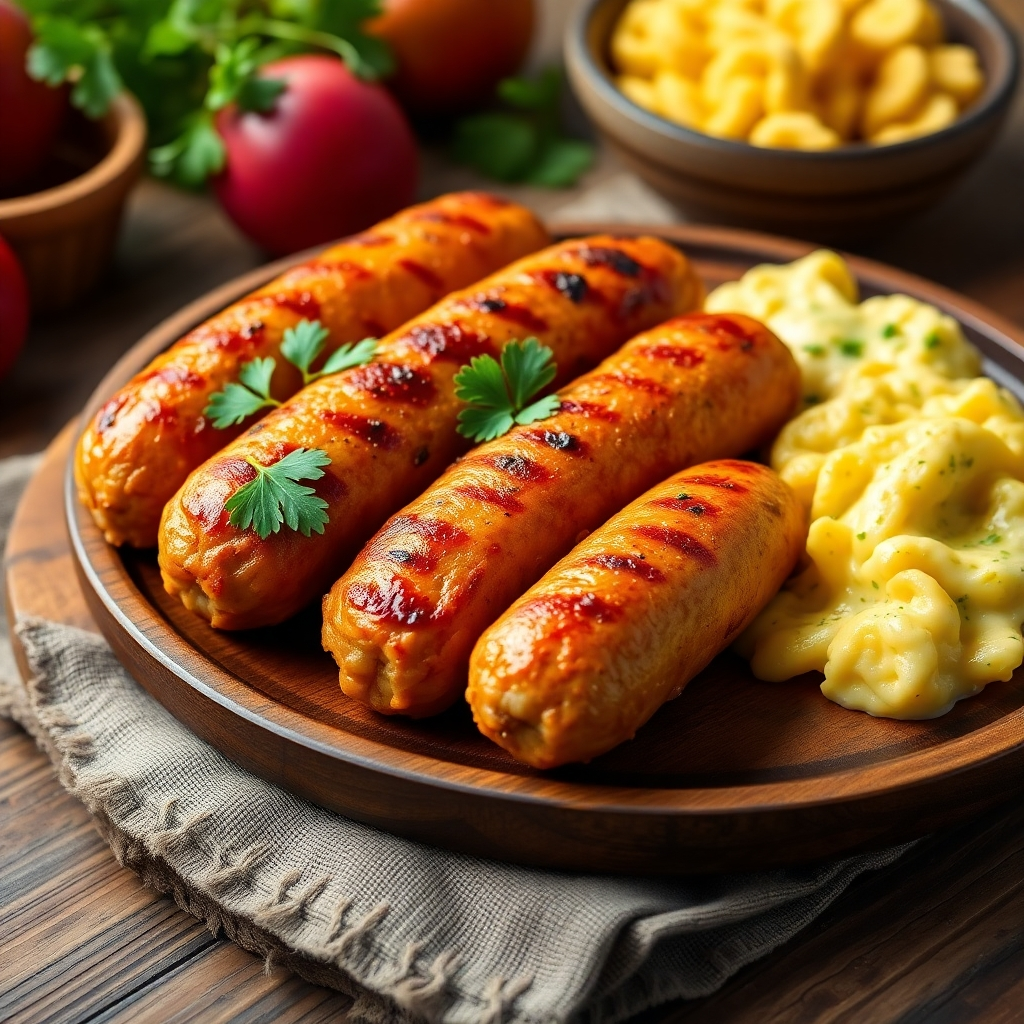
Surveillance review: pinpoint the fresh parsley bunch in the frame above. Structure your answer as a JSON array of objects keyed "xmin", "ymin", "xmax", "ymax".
[
  {"xmin": 204, "ymin": 318, "xmax": 377, "ymax": 428},
  {"xmin": 452, "ymin": 68, "xmax": 594, "ymax": 189},
  {"xmin": 454, "ymin": 337, "xmax": 561, "ymax": 442},
  {"xmin": 17, "ymin": 0, "xmax": 392, "ymax": 187}
]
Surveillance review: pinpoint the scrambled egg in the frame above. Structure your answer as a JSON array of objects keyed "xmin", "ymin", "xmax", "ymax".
[{"xmin": 707, "ymin": 251, "xmax": 1024, "ymax": 718}]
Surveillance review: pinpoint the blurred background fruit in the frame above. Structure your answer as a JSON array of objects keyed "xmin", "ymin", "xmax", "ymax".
[
  {"xmin": 0, "ymin": 0, "xmax": 67, "ymax": 193},
  {"xmin": 212, "ymin": 55, "xmax": 418, "ymax": 254},
  {"xmin": 368, "ymin": 0, "xmax": 535, "ymax": 113},
  {"xmin": 0, "ymin": 232, "xmax": 28, "ymax": 376}
]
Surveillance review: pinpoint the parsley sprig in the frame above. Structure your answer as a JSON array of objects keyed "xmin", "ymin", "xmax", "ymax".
[
  {"xmin": 454, "ymin": 338, "xmax": 561, "ymax": 443},
  {"xmin": 225, "ymin": 448, "xmax": 331, "ymax": 540},
  {"xmin": 204, "ymin": 319, "xmax": 376, "ymax": 429},
  {"xmin": 21, "ymin": 0, "xmax": 392, "ymax": 187},
  {"xmin": 453, "ymin": 68, "xmax": 595, "ymax": 188}
]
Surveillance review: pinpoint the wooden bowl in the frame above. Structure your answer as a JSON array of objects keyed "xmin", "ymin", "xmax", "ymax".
[
  {"xmin": 0, "ymin": 94, "xmax": 146, "ymax": 313},
  {"xmin": 565, "ymin": 0, "xmax": 1020, "ymax": 241},
  {"xmin": 63, "ymin": 224, "xmax": 1024, "ymax": 875}
]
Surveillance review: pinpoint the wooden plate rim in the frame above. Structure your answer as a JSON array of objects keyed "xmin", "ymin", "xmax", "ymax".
[{"xmin": 68, "ymin": 221, "xmax": 1024, "ymax": 817}]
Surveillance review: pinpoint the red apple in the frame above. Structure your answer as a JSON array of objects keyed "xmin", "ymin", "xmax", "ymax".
[
  {"xmin": 0, "ymin": 0, "xmax": 67, "ymax": 191},
  {"xmin": 0, "ymin": 232, "xmax": 28, "ymax": 379},
  {"xmin": 367, "ymin": 0, "xmax": 535, "ymax": 114},
  {"xmin": 212, "ymin": 55, "xmax": 419, "ymax": 255}
]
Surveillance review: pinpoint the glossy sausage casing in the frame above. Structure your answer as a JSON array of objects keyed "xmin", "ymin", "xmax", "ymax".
[
  {"xmin": 159, "ymin": 235, "xmax": 705, "ymax": 629},
  {"xmin": 77, "ymin": 192, "xmax": 550, "ymax": 547},
  {"xmin": 324, "ymin": 313, "xmax": 801, "ymax": 717},
  {"xmin": 468, "ymin": 461, "xmax": 806, "ymax": 768}
]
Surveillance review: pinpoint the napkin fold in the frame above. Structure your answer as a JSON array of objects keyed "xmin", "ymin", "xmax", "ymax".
[{"xmin": 0, "ymin": 454, "xmax": 907, "ymax": 1024}]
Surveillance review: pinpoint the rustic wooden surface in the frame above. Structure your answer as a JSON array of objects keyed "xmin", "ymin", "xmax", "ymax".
[
  {"xmin": 63, "ymin": 225, "xmax": 1024, "ymax": 875},
  {"xmin": 4, "ymin": 6, "xmax": 1024, "ymax": 1006}
]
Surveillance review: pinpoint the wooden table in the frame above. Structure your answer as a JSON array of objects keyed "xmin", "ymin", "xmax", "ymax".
[{"xmin": 4, "ymin": 27, "xmax": 1024, "ymax": 1012}]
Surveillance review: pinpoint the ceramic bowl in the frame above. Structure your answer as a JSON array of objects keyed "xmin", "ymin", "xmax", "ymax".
[
  {"xmin": 0, "ymin": 93, "xmax": 146, "ymax": 313},
  {"xmin": 565, "ymin": 0, "xmax": 1020, "ymax": 240}
]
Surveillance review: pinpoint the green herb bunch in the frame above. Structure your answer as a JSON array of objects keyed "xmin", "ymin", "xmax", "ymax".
[
  {"xmin": 17, "ymin": 0, "xmax": 391, "ymax": 187},
  {"xmin": 452, "ymin": 68, "xmax": 595, "ymax": 188}
]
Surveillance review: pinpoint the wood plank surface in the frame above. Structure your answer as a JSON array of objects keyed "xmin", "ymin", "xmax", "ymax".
[{"xmin": 4, "ymin": 0, "xmax": 1024, "ymax": 1007}]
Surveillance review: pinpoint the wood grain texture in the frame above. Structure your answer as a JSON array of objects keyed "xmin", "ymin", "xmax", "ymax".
[{"xmin": 64, "ymin": 225, "xmax": 1024, "ymax": 875}]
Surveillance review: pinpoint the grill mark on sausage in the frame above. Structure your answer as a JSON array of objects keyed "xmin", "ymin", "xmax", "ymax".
[
  {"xmin": 642, "ymin": 344, "xmax": 705, "ymax": 368},
  {"xmin": 653, "ymin": 497, "xmax": 720, "ymax": 517},
  {"xmin": 558, "ymin": 399, "xmax": 621, "ymax": 423},
  {"xmin": 459, "ymin": 295, "xmax": 550, "ymax": 333},
  {"xmin": 399, "ymin": 258, "xmax": 445, "ymax": 293},
  {"xmin": 191, "ymin": 319, "xmax": 265, "ymax": 353},
  {"xmin": 410, "ymin": 210, "xmax": 492, "ymax": 234},
  {"xmin": 385, "ymin": 548, "xmax": 436, "ymax": 573},
  {"xmin": 572, "ymin": 245, "xmax": 642, "ymax": 277},
  {"xmin": 280, "ymin": 260, "xmax": 372, "ymax": 283},
  {"xmin": 348, "ymin": 577, "xmax": 436, "ymax": 626},
  {"xmin": 454, "ymin": 483, "xmax": 524, "ymax": 514},
  {"xmin": 591, "ymin": 371, "xmax": 671, "ymax": 397},
  {"xmin": 483, "ymin": 453, "xmax": 553, "ymax": 483},
  {"xmin": 139, "ymin": 366, "xmax": 205, "ymax": 388},
  {"xmin": 685, "ymin": 473, "xmax": 749, "ymax": 492},
  {"xmin": 383, "ymin": 514, "xmax": 469, "ymax": 547},
  {"xmin": 520, "ymin": 592, "xmax": 623, "ymax": 638},
  {"xmin": 96, "ymin": 394, "xmax": 130, "ymax": 432},
  {"xmin": 583, "ymin": 554, "xmax": 665, "ymax": 582},
  {"xmin": 631, "ymin": 525, "xmax": 716, "ymax": 567},
  {"xmin": 320, "ymin": 410, "xmax": 402, "ymax": 449},
  {"xmin": 683, "ymin": 313, "xmax": 764, "ymax": 351},
  {"xmin": 361, "ymin": 318, "xmax": 387, "ymax": 337},
  {"xmin": 522, "ymin": 428, "xmax": 589, "ymax": 458},
  {"xmin": 348, "ymin": 233, "xmax": 394, "ymax": 247},
  {"xmin": 346, "ymin": 363, "xmax": 435, "ymax": 405},
  {"xmin": 262, "ymin": 291, "xmax": 321, "ymax": 320},
  {"xmin": 532, "ymin": 269, "xmax": 589, "ymax": 304},
  {"xmin": 399, "ymin": 323, "xmax": 493, "ymax": 363}
]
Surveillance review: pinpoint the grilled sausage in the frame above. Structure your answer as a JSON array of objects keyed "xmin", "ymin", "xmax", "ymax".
[
  {"xmin": 159, "ymin": 235, "xmax": 705, "ymax": 629},
  {"xmin": 324, "ymin": 313, "xmax": 801, "ymax": 717},
  {"xmin": 468, "ymin": 461, "xmax": 805, "ymax": 767},
  {"xmin": 76, "ymin": 192, "xmax": 550, "ymax": 548}
]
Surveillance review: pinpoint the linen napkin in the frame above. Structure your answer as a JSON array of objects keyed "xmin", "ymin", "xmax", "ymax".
[{"xmin": 0, "ymin": 455, "xmax": 907, "ymax": 1024}]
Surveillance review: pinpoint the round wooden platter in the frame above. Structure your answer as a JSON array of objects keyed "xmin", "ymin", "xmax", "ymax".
[{"xmin": 48, "ymin": 223, "xmax": 1024, "ymax": 876}]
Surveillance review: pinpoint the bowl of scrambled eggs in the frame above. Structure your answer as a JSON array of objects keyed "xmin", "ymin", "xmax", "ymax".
[{"xmin": 565, "ymin": 0, "xmax": 1019, "ymax": 238}]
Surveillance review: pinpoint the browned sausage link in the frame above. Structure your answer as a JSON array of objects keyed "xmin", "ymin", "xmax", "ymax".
[
  {"xmin": 76, "ymin": 192, "xmax": 550, "ymax": 548},
  {"xmin": 323, "ymin": 314, "xmax": 801, "ymax": 717},
  {"xmin": 467, "ymin": 461, "xmax": 805, "ymax": 767},
  {"xmin": 158, "ymin": 235, "xmax": 704, "ymax": 630}
]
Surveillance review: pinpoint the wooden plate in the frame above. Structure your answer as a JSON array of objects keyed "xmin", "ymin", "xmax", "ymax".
[{"xmin": 65, "ymin": 224, "xmax": 1024, "ymax": 875}]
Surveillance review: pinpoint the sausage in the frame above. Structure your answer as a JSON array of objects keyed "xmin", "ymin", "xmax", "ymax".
[
  {"xmin": 159, "ymin": 235, "xmax": 705, "ymax": 629},
  {"xmin": 76, "ymin": 192, "xmax": 550, "ymax": 548},
  {"xmin": 467, "ymin": 461, "xmax": 805, "ymax": 767},
  {"xmin": 323, "ymin": 313, "xmax": 801, "ymax": 717}
]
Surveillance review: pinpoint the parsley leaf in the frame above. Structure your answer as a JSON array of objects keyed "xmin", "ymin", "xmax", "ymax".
[
  {"xmin": 454, "ymin": 338, "xmax": 560, "ymax": 443},
  {"xmin": 28, "ymin": 17, "xmax": 123, "ymax": 118},
  {"xmin": 280, "ymin": 319, "xmax": 377, "ymax": 384},
  {"xmin": 150, "ymin": 111, "xmax": 226, "ymax": 188},
  {"xmin": 226, "ymin": 448, "xmax": 332, "ymax": 539},
  {"xmin": 453, "ymin": 68, "xmax": 594, "ymax": 188},
  {"xmin": 205, "ymin": 357, "xmax": 281, "ymax": 428},
  {"xmin": 321, "ymin": 337, "xmax": 378, "ymax": 375},
  {"xmin": 281, "ymin": 319, "xmax": 332, "ymax": 383},
  {"xmin": 206, "ymin": 320, "xmax": 377, "ymax": 428}
]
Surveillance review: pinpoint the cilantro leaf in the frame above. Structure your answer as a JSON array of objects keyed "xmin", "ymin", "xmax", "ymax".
[
  {"xmin": 281, "ymin": 319, "xmax": 332, "ymax": 380},
  {"xmin": 28, "ymin": 18, "xmax": 123, "ymax": 118},
  {"xmin": 501, "ymin": 337, "xmax": 557, "ymax": 410},
  {"xmin": 453, "ymin": 67, "xmax": 595, "ymax": 189},
  {"xmin": 321, "ymin": 337, "xmax": 378, "ymax": 375},
  {"xmin": 454, "ymin": 338, "xmax": 559, "ymax": 443},
  {"xmin": 280, "ymin": 319, "xmax": 376, "ymax": 382},
  {"xmin": 515, "ymin": 394, "xmax": 562, "ymax": 426},
  {"xmin": 150, "ymin": 111, "xmax": 226, "ymax": 188},
  {"xmin": 204, "ymin": 357, "xmax": 280, "ymax": 428},
  {"xmin": 225, "ymin": 448, "xmax": 331, "ymax": 540}
]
